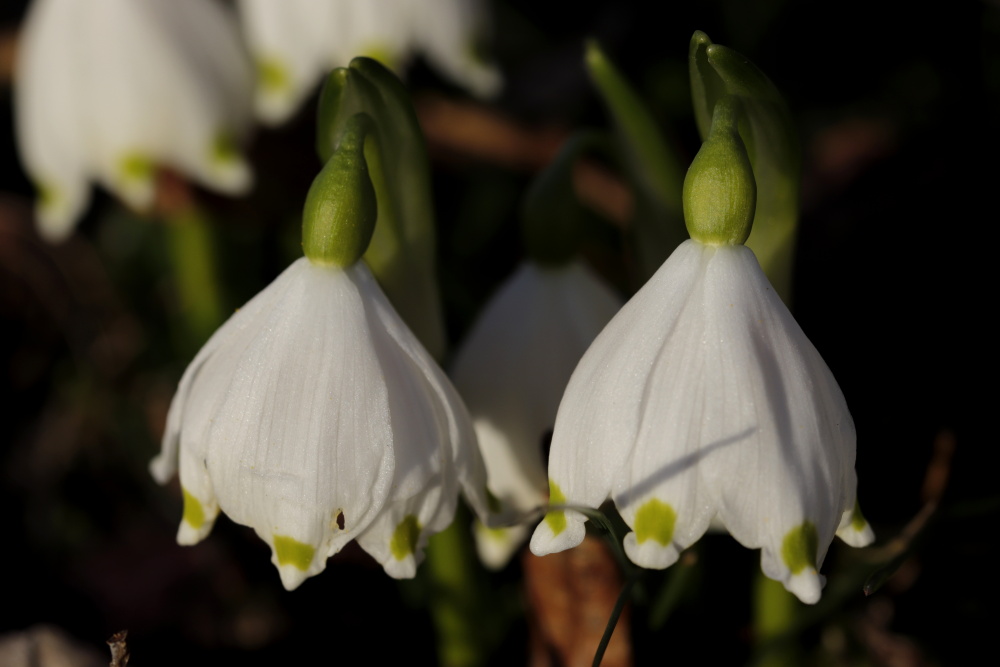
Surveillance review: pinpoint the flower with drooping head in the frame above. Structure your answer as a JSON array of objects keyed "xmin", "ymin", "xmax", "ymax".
[
  {"xmin": 150, "ymin": 116, "xmax": 491, "ymax": 589},
  {"xmin": 14, "ymin": 0, "xmax": 254, "ymax": 242},
  {"xmin": 529, "ymin": 99, "xmax": 874, "ymax": 603},
  {"xmin": 451, "ymin": 259, "xmax": 623, "ymax": 568},
  {"xmin": 237, "ymin": 0, "xmax": 502, "ymax": 124}
]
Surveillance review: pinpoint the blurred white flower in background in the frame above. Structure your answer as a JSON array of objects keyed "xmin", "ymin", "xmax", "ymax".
[
  {"xmin": 14, "ymin": 0, "xmax": 255, "ymax": 241},
  {"xmin": 151, "ymin": 257, "xmax": 493, "ymax": 590},
  {"xmin": 238, "ymin": 0, "xmax": 502, "ymax": 124},
  {"xmin": 529, "ymin": 240, "xmax": 874, "ymax": 603},
  {"xmin": 451, "ymin": 260, "xmax": 622, "ymax": 568}
]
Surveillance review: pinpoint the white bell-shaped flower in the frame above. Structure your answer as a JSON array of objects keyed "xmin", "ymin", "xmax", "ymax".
[
  {"xmin": 14, "ymin": 0, "xmax": 254, "ymax": 241},
  {"xmin": 151, "ymin": 116, "xmax": 491, "ymax": 590},
  {"xmin": 452, "ymin": 260, "xmax": 622, "ymax": 568},
  {"xmin": 237, "ymin": 0, "xmax": 502, "ymax": 124},
  {"xmin": 530, "ymin": 98, "xmax": 873, "ymax": 604}
]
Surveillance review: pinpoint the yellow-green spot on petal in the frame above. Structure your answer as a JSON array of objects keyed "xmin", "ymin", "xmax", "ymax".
[
  {"xmin": 851, "ymin": 499, "xmax": 868, "ymax": 532},
  {"xmin": 544, "ymin": 479, "xmax": 567, "ymax": 536},
  {"xmin": 36, "ymin": 181, "xmax": 58, "ymax": 209},
  {"xmin": 274, "ymin": 535, "xmax": 315, "ymax": 571},
  {"xmin": 257, "ymin": 57, "xmax": 290, "ymax": 92},
  {"xmin": 390, "ymin": 514, "xmax": 421, "ymax": 561},
  {"xmin": 483, "ymin": 526, "xmax": 509, "ymax": 542},
  {"xmin": 210, "ymin": 131, "xmax": 239, "ymax": 166},
  {"xmin": 781, "ymin": 521, "xmax": 818, "ymax": 575},
  {"xmin": 181, "ymin": 488, "xmax": 205, "ymax": 529},
  {"xmin": 119, "ymin": 152, "xmax": 154, "ymax": 184},
  {"xmin": 633, "ymin": 498, "xmax": 677, "ymax": 546}
]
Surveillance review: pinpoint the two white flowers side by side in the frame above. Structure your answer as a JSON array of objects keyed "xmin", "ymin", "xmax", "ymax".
[{"xmin": 15, "ymin": 0, "xmax": 501, "ymax": 241}]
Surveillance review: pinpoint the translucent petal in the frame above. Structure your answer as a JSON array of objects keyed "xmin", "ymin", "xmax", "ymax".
[
  {"xmin": 452, "ymin": 261, "xmax": 623, "ymax": 515},
  {"xmin": 13, "ymin": 0, "xmax": 90, "ymax": 238}
]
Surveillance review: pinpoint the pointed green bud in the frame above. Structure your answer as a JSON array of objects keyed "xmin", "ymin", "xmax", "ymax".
[
  {"xmin": 585, "ymin": 40, "xmax": 686, "ymax": 278},
  {"xmin": 689, "ymin": 31, "xmax": 800, "ymax": 300},
  {"xmin": 521, "ymin": 132, "xmax": 603, "ymax": 266},
  {"xmin": 683, "ymin": 97, "xmax": 756, "ymax": 246},
  {"xmin": 302, "ymin": 113, "xmax": 377, "ymax": 267}
]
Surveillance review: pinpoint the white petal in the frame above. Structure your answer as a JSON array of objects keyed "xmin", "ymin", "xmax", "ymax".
[
  {"xmin": 474, "ymin": 521, "xmax": 529, "ymax": 570},
  {"xmin": 198, "ymin": 260, "xmax": 396, "ymax": 589},
  {"xmin": 836, "ymin": 499, "xmax": 875, "ymax": 547},
  {"xmin": 237, "ymin": 0, "xmax": 341, "ymax": 124},
  {"xmin": 363, "ymin": 264, "xmax": 493, "ymax": 524},
  {"xmin": 530, "ymin": 242, "xmax": 705, "ymax": 557},
  {"xmin": 688, "ymin": 245, "xmax": 856, "ymax": 602},
  {"xmin": 407, "ymin": 0, "xmax": 502, "ymax": 98},
  {"xmin": 14, "ymin": 0, "xmax": 91, "ymax": 238},
  {"xmin": 452, "ymin": 260, "xmax": 623, "ymax": 515}
]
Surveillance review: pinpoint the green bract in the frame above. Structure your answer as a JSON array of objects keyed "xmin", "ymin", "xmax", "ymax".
[
  {"xmin": 689, "ymin": 31, "xmax": 800, "ymax": 300},
  {"xmin": 302, "ymin": 114, "xmax": 377, "ymax": 267},
  {"xmin": 316, "ymin": 57, "xmax": 445, "ymax": 358},
  {"xmin": 521, "ymin": 132, "xmax": 604, "ymax": 266},
  {"xmin": 683, "ymin": 97, "xmax": 756, "ymax": 246}
]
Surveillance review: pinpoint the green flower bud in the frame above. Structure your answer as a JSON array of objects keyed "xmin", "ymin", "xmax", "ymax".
[
  {"xmin": 302, "ymin": 113, "xmax": 377, "ymax": 267},
  {"xmin": 683, "ymin": 97, "xmax": 756, "ymax": 246}
]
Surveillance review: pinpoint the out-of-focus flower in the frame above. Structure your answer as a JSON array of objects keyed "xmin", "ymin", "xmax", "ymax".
[
  {"xmin": 452, "ymin": 260, "xmax": 622, "ymax": 568},
  {"xmin": 150, "ymin": 115, "xmax": 491, "ymax": 590},
  {"xmin": 529, "ymin": 98, "xmax": 873, "ymax": 604},
  {"xmin": 238, "ymin": 0, "xmax": 502, "ymax": 124},
  {"xmin": 14, "ymin": 0, "xmax": 254, "ymax": 241}
]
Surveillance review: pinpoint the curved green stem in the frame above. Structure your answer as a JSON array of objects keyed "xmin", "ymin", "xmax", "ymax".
[
  {"xmin": 592, "ymin": 571, "xmax": 638, "ymax": 667},
  {"xmin": 164, "ymin": 206, "xmax": 225, "ymax": 353}
]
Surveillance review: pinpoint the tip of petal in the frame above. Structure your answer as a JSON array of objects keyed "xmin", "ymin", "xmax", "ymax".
[
  {"xmin": 837, "ymin": 521, "xmax": 875, "ymax": 548},
  {"xmin": 148, "ymin": 453, "xmax": 176, "ymax": 485},
  {"xmin": 623, "ymin": 531, "xmax": 681, "ymax": 570},
  {"xmin": 277, "ymin": 564, "xmax": 310, "ymax": 591},
  {"xmin": 462, "ymin": 66, "xmax": 502, "ymax": 99},
  {"xmin": 784, "ymin": 569, "xmax": 825, "ymax": 605},
  {"xmin": 381, "ymin": 552, "xmax": 422, "ymax": 579},
  {"xmin": 474, "ymin": 521, "xmax": 528, "ymax": 570},
  {"xmin": 206, "ymin": 158, "xmax": 254, "ymax": 196},
  {"xmin": 176, "ymin": 517, "xmax": 214, "ymax": 546},
  {"xmin": 254, "ymin": 90, "xmax": 297, "ymax": 126},
  {"xmin": 528, "ymin": 510, "xmax": 586, "ymax": 557}
]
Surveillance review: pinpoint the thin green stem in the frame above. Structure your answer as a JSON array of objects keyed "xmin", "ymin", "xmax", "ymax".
[
  {"xmin": 424, "ymin": 509, "xmax": 487, "ymax": 667},
  {"xmin": 593, "ymin": 572, "xmax": 638, "ymax": 667},
  {"xmin": 164, "ymin": 207, "xmax": 225, "ymax": 352}
]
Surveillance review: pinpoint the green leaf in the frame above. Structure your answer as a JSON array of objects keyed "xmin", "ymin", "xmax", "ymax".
[{"xmin": 585, "ymin": 41, "xmax": 686, "ymax": 279}]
